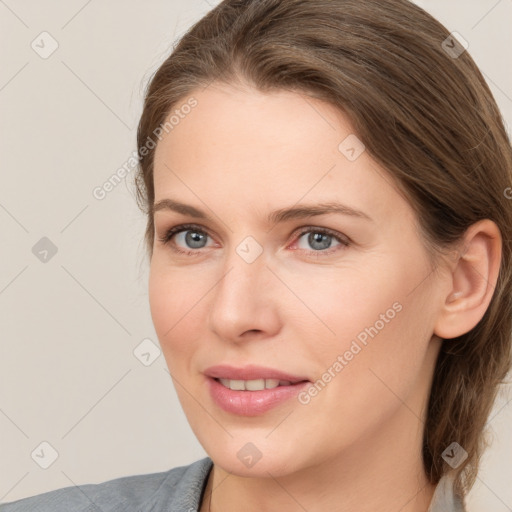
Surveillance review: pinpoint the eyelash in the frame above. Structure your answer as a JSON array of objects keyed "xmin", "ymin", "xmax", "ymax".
[{"xmin": 157, "ymin": 223, "xmax": 350, "ymax": 257}]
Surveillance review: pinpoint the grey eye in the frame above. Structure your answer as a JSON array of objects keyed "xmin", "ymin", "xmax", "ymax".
[
  {"xmin": 297, "ymin": 231, "xmax": 341, "ymax": 251},
  {"xmin": 176, "ymin": 230, "xmax": 209, "ymax": 249}
]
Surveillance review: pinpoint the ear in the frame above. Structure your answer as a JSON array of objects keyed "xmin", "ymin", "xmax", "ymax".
[{"xmin": 434, "ymin": 219, "xmax": 502, "ymax": 340}]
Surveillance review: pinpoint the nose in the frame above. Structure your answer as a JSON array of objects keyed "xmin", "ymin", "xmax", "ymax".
[{"xmin": 207, "ymin": 246, "xmax": 281, "ymax": 343}]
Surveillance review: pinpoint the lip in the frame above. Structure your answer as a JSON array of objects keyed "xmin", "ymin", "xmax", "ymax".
[
  {"xmin": 204, "ymin": 364, "xmax": 309, "ymax": 383},
  {"xmin": 204, "ymin": 364, "xmax": 311, "ymax": 416}
]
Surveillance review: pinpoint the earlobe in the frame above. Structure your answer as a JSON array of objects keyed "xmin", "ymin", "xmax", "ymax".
[{"xmin": 434, "ymin": 219, "xmax": 502, "ymax": 340}]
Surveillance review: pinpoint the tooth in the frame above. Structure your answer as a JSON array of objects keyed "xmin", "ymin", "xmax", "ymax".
[
  {"xmin": 219, "ymin": 378, "xmax": 231, "ymax": 388},
  {"xmin": 245, "ymin": 379, "xmax": 265, "ymax": 391},
  {"xmin": 279, "ymin": 380, "xmax": 292, "ymax": 386},
  {"xmin": 265, "ymin": 379, "xmax": 280, "ymax": 389},
  {"xmin": 229, "ymin": 379, "xmax": 245, "ymax": 391}
]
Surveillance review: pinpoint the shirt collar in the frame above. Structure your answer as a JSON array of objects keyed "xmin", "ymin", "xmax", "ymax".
[{"xmin": 428, "ymin": 471, "xmax": 467, "ymax": 512}]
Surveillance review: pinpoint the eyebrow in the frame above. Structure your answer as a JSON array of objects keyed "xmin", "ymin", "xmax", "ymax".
[{"xmin": 152, "ymin": 198, "xmax": 373, "ymax": 224}]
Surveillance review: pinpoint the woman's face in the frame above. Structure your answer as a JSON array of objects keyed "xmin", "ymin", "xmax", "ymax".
[{"xmin": 149, "ymin": 82, "xmax": 448, "ymax": 477}]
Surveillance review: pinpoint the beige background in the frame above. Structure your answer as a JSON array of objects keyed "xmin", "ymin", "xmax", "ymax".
[{"xmin": 0, "ymin": 0, "xmax": 511, "ymax": 510}]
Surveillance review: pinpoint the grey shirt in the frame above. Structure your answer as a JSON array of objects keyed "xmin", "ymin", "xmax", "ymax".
[{"xmin": 0, "ymin": 457, "xmax": 466, "ymax": 511}]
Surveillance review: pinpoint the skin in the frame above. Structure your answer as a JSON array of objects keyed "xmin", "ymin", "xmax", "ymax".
[{"xmin": 148, "ymin": 81, "xmax": 502, "ymax": 512}]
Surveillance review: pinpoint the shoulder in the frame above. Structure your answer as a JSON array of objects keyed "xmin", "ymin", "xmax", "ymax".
[
  {"xmin": 0, "ymin": 457, "xmax": 213, "ymax": 512},
  {"xmin": 428, "ymin": 472, "xmax": 467, "ymax": 512}
]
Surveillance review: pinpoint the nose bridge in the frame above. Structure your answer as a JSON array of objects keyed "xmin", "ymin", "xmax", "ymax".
[
  {"xmin": 208, "ymin": 237, "xmax": 276, "ymax": 337},
  {"xmin": 214, "ymin": 241, "xmax": 267, "ymax": 309}
]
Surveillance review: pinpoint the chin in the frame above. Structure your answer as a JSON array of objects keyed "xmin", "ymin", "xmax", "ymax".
[{"xmin": 197, "ymin": 432, "xmax": 310, "ymax": 478}]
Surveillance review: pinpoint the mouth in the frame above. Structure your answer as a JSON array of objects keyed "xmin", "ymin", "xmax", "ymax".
[{"xmin": 204, "ymin": 364, "xmax": 311, "ymax": 415}]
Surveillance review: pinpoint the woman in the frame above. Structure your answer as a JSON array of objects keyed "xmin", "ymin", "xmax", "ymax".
[{"xmin": 2, "ymin": 0, "xmax": 511, "ymax": 510}]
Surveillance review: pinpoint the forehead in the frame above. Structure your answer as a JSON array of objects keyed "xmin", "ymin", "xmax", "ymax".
[
  {"xmin": 155, "ymin": 82, "xmax": 349, "ymax": 167},
  {"xmin": 152, "ymin": 83, "xmax": 414, "ymax": 230}
]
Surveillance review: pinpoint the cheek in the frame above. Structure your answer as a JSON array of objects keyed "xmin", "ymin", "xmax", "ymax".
[
  {"xmin": 292, "ymin": 250, "xmax": 432, "ymax": 387},
  {"xmin": 148, "ymin": 262, "xmax": 206, "ymax": 365},
  {"xmin": 324, "ymin": 303, "xmax": 432, "ymax": 447},
  {"xmin": 285, "ymin": 260, "xmax": 407, "ymax": 347}
]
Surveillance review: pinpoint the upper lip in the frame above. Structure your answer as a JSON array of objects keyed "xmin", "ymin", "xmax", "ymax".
[{"xmin": 204, "ymin": 364, "xmax": 310, "ymax": 383}]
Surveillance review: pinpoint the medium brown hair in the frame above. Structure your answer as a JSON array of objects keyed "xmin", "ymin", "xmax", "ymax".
[{"xmin": 134, "ymin": 0, "xmax": 512, "ymax": 499}]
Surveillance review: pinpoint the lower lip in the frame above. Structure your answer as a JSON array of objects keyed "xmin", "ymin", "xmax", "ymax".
[{"xmin": 207, "ymin": 377, "xmax": 310, "ymax": 416}]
